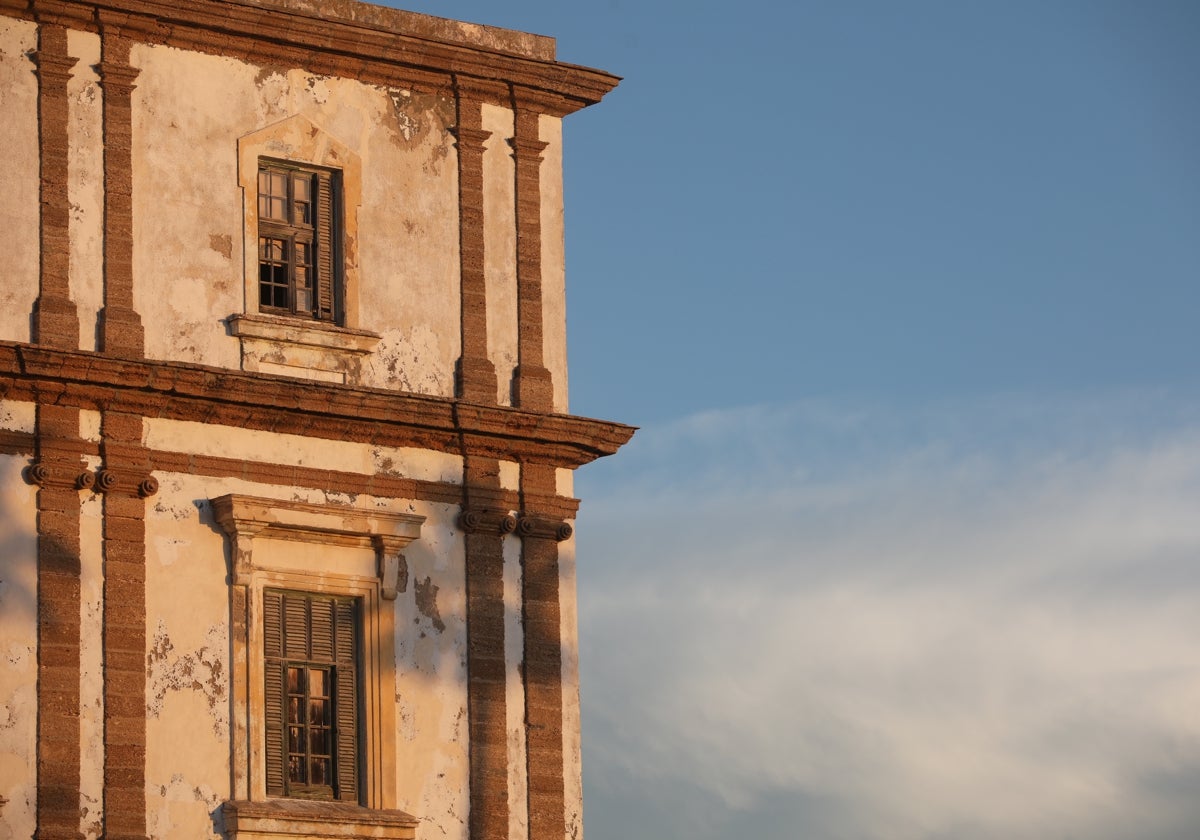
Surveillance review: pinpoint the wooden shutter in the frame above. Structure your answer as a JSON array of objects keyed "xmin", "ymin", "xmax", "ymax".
[
  {"xmin": 334, "ymin": 598, "xmax": 358, "ymax": 802},
  {"xmin": 262, "ymin": 590, "xmax": 286, "ymax": 797},
  {"xmin": 315, "ymin": 171, "xmax": 336, "ymax": 322}
]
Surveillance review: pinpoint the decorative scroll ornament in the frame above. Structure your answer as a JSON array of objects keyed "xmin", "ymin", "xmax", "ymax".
[
  {"xmin": 515, "ymin": 515, "xmax": 573, "ymax": 542},
  {"xmin": 458, "ymin": 508, "xmax": 518, "ymax": 535},
  {"xmin": 88, "ymin": 468, "xmax": 159, "ymax": 497},
  {"xmin": 24, "ymin": 462, "xmax": 95, "ymax": 492}
]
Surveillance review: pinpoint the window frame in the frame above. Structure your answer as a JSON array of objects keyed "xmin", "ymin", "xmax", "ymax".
[
  {"xmin": 263, "ymin": 588, "xmax": 360, "ymax": 802},
  {"xmin": 256, "ymin": 159, "xmax": 341, "ymax": 323},
  {"xmin": 236, "ymin": 116, "xmax": 364, "ymax": 331},
  {"xmin": 211, "ymin": 494, "xmax": 425, "ymax": 813}
]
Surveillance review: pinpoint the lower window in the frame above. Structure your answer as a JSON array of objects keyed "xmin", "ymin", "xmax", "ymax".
[{"xmin": 263, "ymin": 590, "xmax": 360, "ymax": 802}]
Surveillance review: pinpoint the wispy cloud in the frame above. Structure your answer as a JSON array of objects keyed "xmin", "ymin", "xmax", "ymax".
[{"xmin": 577, "ymin": 392, "xmax": 1200, "ymax": 839}]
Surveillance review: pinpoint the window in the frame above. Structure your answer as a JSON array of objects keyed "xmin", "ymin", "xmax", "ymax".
[
  {"xmin": 257, "ymin": 161, "xmax": 340, "ymax": 322},
  {"xmin": 263, "ymin": 590, "xmax": 359, "ymax": 802},
  {"xmin": 211, "ymin": 493, "xmax": 425, "ymax": 833}
]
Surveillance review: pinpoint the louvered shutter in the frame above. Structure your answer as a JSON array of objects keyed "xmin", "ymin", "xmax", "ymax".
[
  {"xmin": 315, "ymin": 171, "xmax": 336, "ymax": 322},
  {"xmin": 334, "ymin": 598, "xmax": 358, "ymax": 802},
  {"xmin": 262, "ymin": 591, "xmax": 286, "ymax": 797}
]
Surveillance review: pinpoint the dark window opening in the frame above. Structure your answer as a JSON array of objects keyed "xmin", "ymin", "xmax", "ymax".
[
  {"xmin": 263, "ymin": 589, "xmax": 359, "ymax": 802},
  {"xmin": 256, "ymin": 161, "xmax": 340, "ymax": 323}
]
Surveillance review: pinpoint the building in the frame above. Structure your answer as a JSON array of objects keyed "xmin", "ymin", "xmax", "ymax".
[{"xmin": 0, "ymin": 1, "xmax": 632, "ymax": 838}]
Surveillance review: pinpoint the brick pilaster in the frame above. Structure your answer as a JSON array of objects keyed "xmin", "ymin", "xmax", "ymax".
[
  {"xmin": 33, "ymin": 402, "xmax": 86, "ymax": 840},
  {"xmin": 454, "ymin": 84, "xmax": 497, "ymax": 404},
  {"xmin": 519, "ymin": 462, "xmax": 572, "ymax": 840},
  {"xmin": 97, "ymin": 25, "xmax": 144, "ymax": 359},
  {"xmin": 509, "ymin": 102, "xmax": 553, "ymax": 412},
  {"xmin": 460, "ymin": 455, "xmax": 514, "ymax": 840},
  {"xmin": 99, "ymin": 410, "xmax": 152, "ymax": 840},
  {"xmin": 32, "ymin": 22, "xmax": 80, "ymax": 350}
]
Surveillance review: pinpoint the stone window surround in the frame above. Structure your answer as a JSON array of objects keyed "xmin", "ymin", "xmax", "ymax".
[
  {"xmin": 211, "ymin": 494, "xmax": 423, "ymax": 837},
  {"xmin": 234, "ymin": 116, "xmax": 379, "ymax": 381}
]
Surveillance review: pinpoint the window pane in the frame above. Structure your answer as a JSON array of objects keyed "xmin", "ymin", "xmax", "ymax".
[
  {"xmin": 310, "ymin": 669, "xmax": 327, "ymax": 697},
  {"xmin": 309, "ymin": 698, "xmax": 327, "ymax": 726},
  {"xmin": 287, "ymin": 667, "xmax": 302, "ymax": 694},
  {"xmin": 288, "ymin": 696, "xmax": 302, "ymax": 724},
  {"xmin": 311, "ymin": 757, "xmax": 329, "ymax": 787},
  {"xmin": 309, "ymin": 727, "xmax": 329, "ymax": 755},
  {"xmin": 288, "ymin": 726, "xmax": 304, "ymax": 754},
  {"xmin": 288, "ymin": 754, "xmax": 305, "ymax": 784}
]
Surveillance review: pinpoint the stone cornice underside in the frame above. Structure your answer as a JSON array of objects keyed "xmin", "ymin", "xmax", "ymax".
[{"xmin": 0, "ymin": 343, "xmax": 635, "ymax": 469}]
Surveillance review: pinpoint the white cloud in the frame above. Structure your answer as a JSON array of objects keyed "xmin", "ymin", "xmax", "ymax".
[{"xmin": 576, "ymin": 393, "xmax": 1200, "ymax": 839}]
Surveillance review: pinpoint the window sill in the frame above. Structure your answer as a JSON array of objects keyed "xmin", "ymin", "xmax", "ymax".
[
  {"xmin": 227, "ymin": 314, "xmax": 381, "ymax": 385},
  {"xmin": 228, "ymin": 313, "xmax": 381, "ymax": 354},
  {"xmin": 222, "ymin": 799, "xmax": 418, "ymax": 839}
]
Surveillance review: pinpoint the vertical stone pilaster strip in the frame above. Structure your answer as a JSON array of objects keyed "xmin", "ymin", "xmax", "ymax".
[
  {"xmin": 509, "ymin": 100, "xmax": 553, "ymax": 412},
  {"xmin": 97, "ymin": 27, "xmax": 144, "ymax": 358},
  {"xmin": 461, "ymin": 455, "xmax": 511, "ymax": 840},
  {"xmin": 519, "ymin": 464, "xmax": 568, "ymax": 840},
  {"xmin": 454, "ymin": 85, "xmax": 497, "ymax": 403},
  {"xmin": 35, "ymin": 403, "xmax": 85, "ymax": 840},
  {"xmin": 99, "ymin": 411, "xmax": 149, "ymax": 840},
  {"xmin": 32, "ymin": 23, "xmax": 80, "ymax": 349}
]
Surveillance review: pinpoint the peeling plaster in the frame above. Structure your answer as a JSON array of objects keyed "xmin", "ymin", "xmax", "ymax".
[
  {"xmin": 146, "ymin": 622, "xmax": 228, "ymax": 738},
  {"xmin": 145, "ymin": 773, "xmax": 224, "ymax": 840},
  {"xmin": 208, "ymin": 233, "xmax": 232, "ymax": 259},
  {"xmin": 414, "ymin": 576, "xmax": 446, "ymax": 633}
]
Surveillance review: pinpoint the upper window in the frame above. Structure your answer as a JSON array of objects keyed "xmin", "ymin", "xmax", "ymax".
[
  {"xmin": 263, "ymin": 589, "xmax": 359, "ymax": 802},
  {"xmin": 257, "ymin": 161, "xmax": 341, "ymax": 323}
]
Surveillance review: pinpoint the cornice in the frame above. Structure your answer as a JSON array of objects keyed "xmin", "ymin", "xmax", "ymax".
[
  {"xmin": 2, "ymin": 0, "xmax": 620, "ymax": 113},
  {"xmin": 0, "ymin": 343, "xmax": 636, "ymax": 469}
]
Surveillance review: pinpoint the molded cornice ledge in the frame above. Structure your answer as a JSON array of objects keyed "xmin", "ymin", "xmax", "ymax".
[
  {"xmin": 0, "ymin": 344, "xmax": 636, "ymax": 467},
  {"xmin": 1, "ymin": 0, "xmax": 621, "ymax": 112}
]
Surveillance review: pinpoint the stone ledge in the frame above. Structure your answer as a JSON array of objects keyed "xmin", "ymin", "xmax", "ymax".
[
  {"xmin": 222, "ymin": 799, "xmax": 418, "ymax": 839},
  {"xmin": 228, "ymin": 314, "xmax": 381, "ymax": 354}
]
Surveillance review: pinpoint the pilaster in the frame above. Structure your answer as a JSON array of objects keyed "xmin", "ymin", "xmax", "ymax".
[
  {"xmin": 32, "ymin": 22, "xmax": 80, "ymax": 350},
  {"xmin": 97, "ymin": 24, "xmax": 143, "ymax": 358},
  {"xmin": 509, "ymin": 99, "xmax": 553, "ymax": 412},
  {"xmin": 455, "ymin": 82, "xmax": 497, "ymax": 404}
]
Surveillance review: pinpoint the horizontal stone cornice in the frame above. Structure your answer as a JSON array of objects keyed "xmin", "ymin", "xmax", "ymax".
[
  {"xmin": 0, "ymin": 343, "xmax": 635, "ymax": 469},
  {"xmin": 3, "ymin": 0, "xmax": 620, "ymax": 112}
]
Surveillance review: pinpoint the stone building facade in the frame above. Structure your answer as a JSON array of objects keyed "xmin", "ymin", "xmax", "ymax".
[{"xmin": 0, "ymin": 1, "xmax": 631, "ymax": 838}]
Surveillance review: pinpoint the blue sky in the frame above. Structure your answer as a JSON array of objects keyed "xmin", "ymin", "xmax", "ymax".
[{"xmin": 385, "ymin": 2, "xmax": 1200, "ymax": 837}]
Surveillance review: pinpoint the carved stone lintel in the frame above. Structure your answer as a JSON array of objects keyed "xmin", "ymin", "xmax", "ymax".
[
  {"xmin": 458, "ymin": 508, "xmax": 518, "ymax": 536},
  {"xmin": 515, "ymin": 515, "xmax": 572, "ymax": 542},
  {"xmin": 211, "ymin": 494, "xmax": 425, "ymax": 593}
]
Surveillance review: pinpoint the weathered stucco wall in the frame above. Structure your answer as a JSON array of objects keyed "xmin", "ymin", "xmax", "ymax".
[
  {"xmin": 138, "ymin": 419, "xmax": 474, "ymax": 836},
  {"xmin": 558, "ymin": 532, "xmax": 583, "ymax": 840},
  {"xmin": 390, "ymin": 501, "xmax": 470, "ymax": 838},
  {"xmin": 0, "ymin": 403, "xmax": 38, "ymax": 840},
  {"xmin": 0, "ymin": 19, "xmax": 39, "ymax": 346},
  {"xmin": 539, "ymin": 115, "xmax": 568, "ymax": 414},
  {"xmin": 67, "ymin": 31, "xmax": 104, "ymax": 354},
  {"xmin": 129, "ymin": 42, "xmax": 463, "ymax": 396},
  {"xmin": 482, "ymin": 104, "xmax": 519, "ymax": 407}
]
